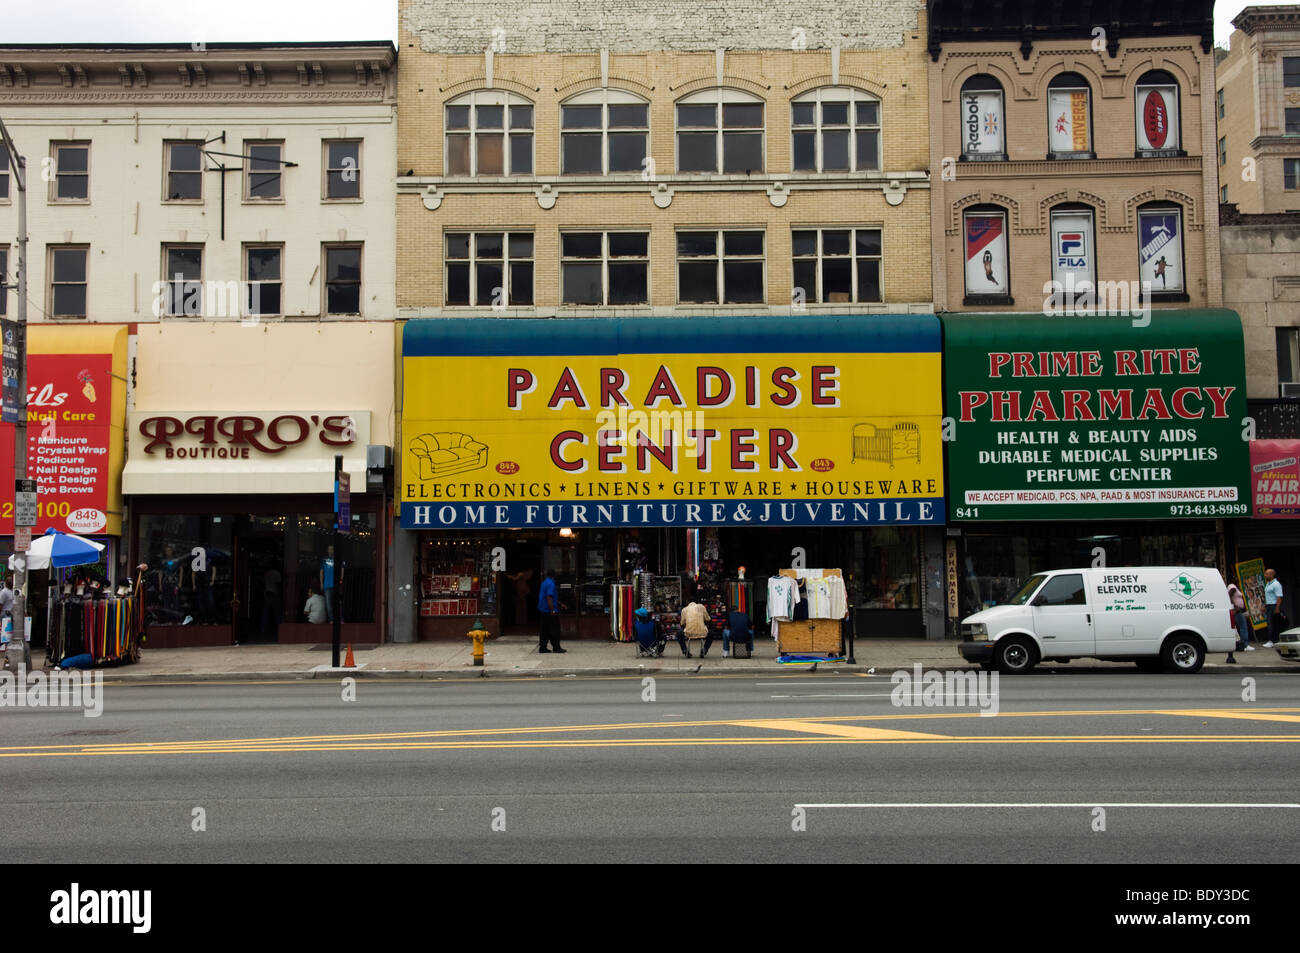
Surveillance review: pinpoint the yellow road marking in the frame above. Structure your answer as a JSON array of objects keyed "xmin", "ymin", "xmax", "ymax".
[
  {"xmin": 730, "ymin": 719, "xmax": 947, "ymax": 740},
  {"xmin": 1160, "ymin": 709, "xmax": 1300, "ymax": 724}
]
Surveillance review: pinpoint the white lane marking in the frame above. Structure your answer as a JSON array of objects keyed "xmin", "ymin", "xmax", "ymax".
[
  {"xmin": 770, "ymin": 693, "xmax": 894, "ymax": 699},
  {"xmin": 796, "ymin": 802, "xmax": 1300, "ymax": 809},
  {"xmin": 756, "ymin": 681, "xmax": 866, "ymax": 686}
]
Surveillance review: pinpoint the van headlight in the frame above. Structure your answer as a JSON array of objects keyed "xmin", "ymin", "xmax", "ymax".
[{"xmin": 962, "ymin": 623, "xmax": 988, "ymax": 641}]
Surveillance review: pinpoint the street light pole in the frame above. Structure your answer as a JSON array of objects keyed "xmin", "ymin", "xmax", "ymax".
[{"xmin": 0, "ymin": 116, "xmax": 30, "ymax": 672}]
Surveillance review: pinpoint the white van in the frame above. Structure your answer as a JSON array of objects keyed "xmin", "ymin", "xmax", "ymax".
[{"xmin": 958, "ymin": 567, "xmax": 1235, "ymax": 674}]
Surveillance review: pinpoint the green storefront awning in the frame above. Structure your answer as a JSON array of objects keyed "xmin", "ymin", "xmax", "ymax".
[{"xmin": 942, "ymin": 309, "xmax": 1250, "ymax": 522}]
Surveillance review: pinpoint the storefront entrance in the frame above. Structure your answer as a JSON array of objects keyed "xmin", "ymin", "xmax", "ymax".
[{"xmin": 236, "ymin": 534, "xmax": 285, "ymax": 644}]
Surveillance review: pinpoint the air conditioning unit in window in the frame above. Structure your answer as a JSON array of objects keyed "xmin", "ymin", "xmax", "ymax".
[{"xmin": 1281, "ymin": 381, "xmax": 1300, "ymax": 398}]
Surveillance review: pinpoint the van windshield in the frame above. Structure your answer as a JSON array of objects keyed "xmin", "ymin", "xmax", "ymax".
[{"xmin": 1007, "ymin": 574, "xmax": 1049, "ymax": 606}]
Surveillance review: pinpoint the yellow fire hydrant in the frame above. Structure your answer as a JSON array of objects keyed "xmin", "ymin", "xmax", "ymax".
[{"xmin": 467, "ymin": 619, "xmax": 491, "ymax": 667}]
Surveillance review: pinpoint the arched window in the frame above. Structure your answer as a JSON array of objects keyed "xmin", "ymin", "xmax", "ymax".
[
  {"xmin": 959, "ymin": 75, "xmax": 1005, "ymax": 160},
  {"xmin": 561, "ymin": 89, "xmax": 650, "ymax": 175},
  {"xmin": 1137, "ymin": 202, "xmax": 1184, "ymax": 295},
  {"xmin": 1050, "ymin": 202, "xmax": 1096, "ymax": 291},
  {"xmin": 445, "ymin": 90, "xmax": 534, "ymax": 176},
  {"xmin": 1135, "ymin": 70, "xmax": 1182, "ymax": 155},
  {"xmin": 791, "ymin": 87, "xmax": 880, "ymax": 172},
  {"xmin": 676, "ymin": 89, "xmax": 764, "ymax": 174},
  {"xmin": 1047, "ymin": 72, "xmax": 1093, "ymax": 158},
  {"xmin": 962, "ymin": 205, "xmax": 1010, "ymax": 300}
]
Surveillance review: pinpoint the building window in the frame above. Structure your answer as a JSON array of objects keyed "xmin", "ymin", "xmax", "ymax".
[
  {"xmin": 791, "ymin": 87, "xmax": 881, "ymax": 172},
  {"xmin": 1218, "ymin": 137, "xmax": 1227, "ymax": 165},
  {"xmin": 791, "ymin": 228, "xmax": 882, "ymax": 303},
  {"xmin": 1138, "ymin": 204, "xmax": 1184, "ymax": 295},
  {"xmin": 0, "ymin": 246, "xmax": 7, "ymax": 316},
  {"xmin": 164, "ymin": 141, "xmax": 203, "ymax": 201},
  {"xmin": 1221, "ymin": 185, "xmax": 1229, "ymax": 204},
  {"xmin": 1288, "ymin": 109, "xmax": 1300, "ymax": 136},
  {"xmin": 0, "ymin": 142, "xmax": 9, "ymax": 200},
  {"xmin": 1050, "ymin": 206, "xmax": 1095, "ymax": 293},
  {"xmin": 48, "ymin": 246, "xmax": 88, "ymax": 318},
  {"xmin": 961, "ymin": 209, "xmax": 1010, "ymax": 300},
  {"xmin": 323, "ymin": 245, "xmax": 362, "ymax": 315},
  {"xmin": 561, "ymin": 232, "xmax": 649, "ymax": 305},
  {"xmin": 162, "ymin": 245, "xmax": 204, "ymax": 317},
  {"xmin": 323, "ymin": 140, "xmax": 361, "ymax": 199},
  {"xmin": 1286, "ymin": 159, "xmax": 1300, "ymax": 191},
  {"xmin": 445, "ymin": 91, "xmax": 534, "ymax": 176},
  {"xmin": 1277, "ymin": 328, "xmax": 1300, "ymax": 392},
  {"xmin": 1286, "ymin": 57, "xmax": 1300, "ymax": 88},
  {"xmin": 245, "ymin": 141, "xmax": 284, "ymax": 200},
  {"xmin": 957, "ymin": 75, "xmax": 1004, "ymax": 161},
  {"xmin": 677, "ymin": 230, "xmax": 764, "ymax": 304},
  {"xmin": 245, "ymin": 245, "xmax": 283, "ymax": 317},
  {"xmin": 445, "ymin": 232, "xmax": 534, "ymax": 307},
  {"xmin": 1047, "ymin": 73, "xmax": 1093, "ymax": 158},
  {"xmin": 50, "ymin": 142, "xmax": 89, "ymax": 201},
  {"xmin": 1134, "ymin": 70, "xmax": 1181, "ymax": 154},
  {"xmin": 561, "ymin": 90, "xmax": 649, "ymax": 174},
  {"xmin": 1216, "ymin": 88, "xmax": 1225, "ymax": 119},
  {"xmin": 676, "ymin": 89, "xmax": 764, "ymax": 174}
]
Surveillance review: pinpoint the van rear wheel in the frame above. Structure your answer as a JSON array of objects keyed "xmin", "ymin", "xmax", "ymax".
[
  {"xmin": 994, "ymin": 637, "xmax": 1038, "ymax": 674},
  {"xmin": 1160, "ymin": 633, "xmax": 1205, "ymax": 673}
]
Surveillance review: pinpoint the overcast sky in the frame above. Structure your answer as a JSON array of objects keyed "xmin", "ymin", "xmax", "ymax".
[{"xmin": 0, "ymin": 0, "xmax": 1286, "ymax": 48}]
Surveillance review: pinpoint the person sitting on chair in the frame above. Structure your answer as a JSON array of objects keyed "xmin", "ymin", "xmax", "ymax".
[
  {"xmin": 724, "ymin": 607, "xmax": 754, "ymax": 658},
  {"xmin": 632, "ymin": 606, "xmax": 663, "ymax": 657}
]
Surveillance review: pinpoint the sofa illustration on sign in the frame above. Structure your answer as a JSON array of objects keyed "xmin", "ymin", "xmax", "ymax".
[
  {"xmin": 851, "ymin": 422, "xmax": 920, "ymax": 468},
  {"xmin": 409, "ymin": 432, "xmax": 488, "ymax": 479}
]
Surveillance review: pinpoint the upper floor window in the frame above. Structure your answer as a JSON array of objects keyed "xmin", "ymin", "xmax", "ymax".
[
  {"xmin": 677, "ymin": 230, "xmax": 764, "ymax": 304},
  {"xmin": 1216, "ymin": 88, "xmax": 1225, "ymax": 119},
  {"xmin": 1287, "ymin": 158, "xmax": 1300, "ymax": 191},
  {"xmin": 1221, "ymin": 185, "xmax": 1229, "ymax": 204},
  {"xmin": 48, "ymin": 245, "xmax": 88, "ymax": 318},
  {"xmin": 245, "ymin": 245, "xmax": 284, "ymax": 317},
  {"xmin": 962, "ymin": 208, "xmax": 1010, "ymax": 301},
  {"xmin": 1047, "ymin": 73, "xmax": 1093, "ymax": 158},
  {"xmin": 1219, "ymin": 137, "xmax": 1227, "ymax": 165},
  {"xmin": 1286, "ymin": 56, "xmax": 1300, "ymax": 88},
  {"xmin": 162, "ymin": 244, "xmax": 204, "ymax": 317},
  {"xmin": 0, "ymin": 143, "xmax": 9, "ymax": 200},
  {"xmin": 164, "ymin": 141, "xmax": 203, "ymax": 201},
  {"xmin": 561, "ymin": 90, "xmax": 649, "ymax": 175},
  {"xmin": 324, "ymin": 244, "xmax": 363, "ymax": 316},
  {"xmin": 245, "ymin": 141, "xmax": 284, "ymax": 200},
  {"xmin": 323, "ymin": 140, "xmax": 361, "ymax": 199},
  {"xmin": 1050, "ymin": 204, "xmax": 1095, "ymax": 294},
  {"xmin": 561, "ymin": 232, "xmax": 649, "ymax": 305},
  {"xmin": 958, "ymin": 75, "xmax": 1004, "ymax": 160},
  {"xmin": 50, "ymin": 142, "xmax": 89, "ymax": 201},
  {"xmin": 1135, "ymin": 70, "xmax": 1181, "ymax": 155},
  {"xmin": 445, "ymin": 91, "xmax": 534, "ymax": 176},
  {"xmin": 1287, "ymin": 108, "xmax": 1300, "ymax": 136},
  {"xmin": 676, "ymin": 89, "xmax": 764, "ymax": 174},
  {"xmin": 1138, "ymin": 203, "xmax": 1184, "ymax": 296},
  {"xmin": 445, "ymin": 232, "xmax": 534, "ymax": 307},
  {"xmin": 791, "ymin": 87, "xmax": 880, "ymax": 172},
  {"xmin": 0, "ymin": 246, "xmax": 7, "ymax": 316},
  {"xmin": 792, "ymin": 228, "xmax": 882, "ymax": 304}
]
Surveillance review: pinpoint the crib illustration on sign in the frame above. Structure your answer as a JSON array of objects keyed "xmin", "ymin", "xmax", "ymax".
[{"xmin": 851, "ymin": 422, "xmax": 920, "ymax": 468}]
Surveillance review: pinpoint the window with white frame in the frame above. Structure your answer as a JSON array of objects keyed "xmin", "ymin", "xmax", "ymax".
[
  {"xmin": 323, "ymin": 244, "xmax": 362, "ymax": 315},
  {"xmin": 445, "ymin": 232, "xmax": 534, "ymax": 307},
  {"xmin": 1047, "ymin": 73, "xmax": 1093, "ymax": 157},
  {"xmin": 1286, "ymin": 159, "xmax": 1300, "ymax": 191},
  {"xmin": 1050, "ymin": 205, "xmax": 1096, "ymax": 292},
  {"xmin": 1137, "ymin": 203, "xmax": 1184, "ymax": 295},
  {"xmin": 162, "ymin": 245, "xmax": 203, "ymax": 317},
  {"xmin": 957, "ymin": 75, "xmax": 1004, "ymax": 160},
  {"xmin": 677, "ymin": 230, "xmax": 764, "ymax": 304},
  {"xmin": 792, "ymin": 228, "xmax": 882, "ymax": 304},
  {"xmin": 245, "ymin": 245, "xmax": 283, "ymax": 317},
  {"xmin": 1134, "ymin": 70, "xmax": 1180, "ymax": 154},
  {"xmin": 245, "ymin": 141, "xmax": 284, "ymax": 200},
  {"xmin": 960, "ymin": 209, "xmax": 1010, "ymax": 299},
  {"xmin": 561, "ymin": 90, "xmax": 649, "ymax": 175},
  {"xmin": 1216, "ymin": 88, "xmax": 1225, "ymax": 119},
  {"xmin": 445, "ymin": 91, "xmax": 534, "ymax": 176},
  {"xmin": 561, "ymin": 232, "xmax": 649, "ymax": 305},
  {"xmin": 676, "ymin": 89, "xmax": 764, "ymax": 174},
  {"xmin": 50, "ymin": 142, "xmax": 89, "ymax": 201},
  {"xmin": 48, "ymin": 246, "xmax": 88, "ymax": 318},
  {"xmin": 323, "ymin": 140, "xmax": 361, "ymax": 199},
  {"xmin": 164, "ymin": 141, "xmax": 203, "ymax": 201},
  {"xmin": 791, "ymin": 87, "xmax": 881, "ymax": 172}
]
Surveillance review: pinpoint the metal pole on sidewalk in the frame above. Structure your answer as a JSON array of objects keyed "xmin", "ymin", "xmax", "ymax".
[
  {"xmin": 1, "ymin": 117, "xmax": 30, "ymax": 672},
  {"xmin": 332, "ymin": 454, "xmax": 341, "ymax": 669}
]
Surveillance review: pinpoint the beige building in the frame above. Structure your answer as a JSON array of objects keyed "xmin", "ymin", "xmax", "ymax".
[
  {"xmin": 1217, "ymin": 5, "xmax": 1300, "ymax": 215},
  {"xmin": 929, "ymin": 10, "xmax": 1222, "ymax": 312}
]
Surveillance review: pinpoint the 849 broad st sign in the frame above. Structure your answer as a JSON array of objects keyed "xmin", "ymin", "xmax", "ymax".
[{"xmin": 944, "ymin": 311, "xmax": 1250, "ymax": 521}]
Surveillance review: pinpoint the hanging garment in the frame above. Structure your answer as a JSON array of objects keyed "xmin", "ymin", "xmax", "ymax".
[{"xmin": 766, "ymin": 576, "xmax": 800, "ymax": 622}]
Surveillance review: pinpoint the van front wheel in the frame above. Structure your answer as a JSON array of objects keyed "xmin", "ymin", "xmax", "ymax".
[
  {"xmin": 1160, "ymin": 633, "xmax": 1206, "ymax": 673},
  {"xmin": 994, "ymin": 637, "xmax": 1038, "ymax": 674}
]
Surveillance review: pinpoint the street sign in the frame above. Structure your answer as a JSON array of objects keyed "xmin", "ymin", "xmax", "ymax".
[
  {"xmin": 1, "ymin": 319, "xmax": 18, "ymax": 424},
  {"xmin": 14, "ymin": 526, "xmax": 30, "ymax": 552},
  {"xmin": 14, "ymin": 479, "xmax": 37, "ymax": 527},
  {"xmin": 335, "ymin": 471, "xmax": 350, "ymax": 532}
]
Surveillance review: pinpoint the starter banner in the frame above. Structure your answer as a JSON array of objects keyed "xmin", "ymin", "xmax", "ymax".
[
  {"xmin": 401, "ymin": 316, "xmax": 944, "ymax": 528},
  {"xmin": 945, "ymin": 311, "xmax": 1250, "ymax": 522},
  {"xmin": 1250, "ymin": 439, "xmax": 1300, "ymax": 518}
]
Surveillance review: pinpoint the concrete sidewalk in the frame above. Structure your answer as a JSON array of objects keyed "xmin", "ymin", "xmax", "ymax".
[{"xmin": 26, "ymin": 636, "xmax": 1299, "ymax": 681}]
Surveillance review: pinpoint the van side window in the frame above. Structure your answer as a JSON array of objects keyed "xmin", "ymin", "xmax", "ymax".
[{"xmin": 1033, "ymin": 573, "xmax": 1087, "ymax": 606}]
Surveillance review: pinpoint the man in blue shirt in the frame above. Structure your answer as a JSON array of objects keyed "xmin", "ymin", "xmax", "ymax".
[
  {"xmin": 537, "ymin": 569, "xmax": 565, "ymax": 653},
  {"xmin": 1264, "ymin": 568, "xmax": 1284, "ymax": 648}
]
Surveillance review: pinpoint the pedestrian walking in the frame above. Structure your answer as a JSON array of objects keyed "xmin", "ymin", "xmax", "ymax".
[
  {"xmin": 537, "ymin": 569, "xmax": 565, "ymax": 653},
  {"xmin": 1226, "ymin": 582, "xmax": 1249, "ymax": 663},
  {"xmin": 1264, "ymin": 568, "xmax": 1284, "ymax": 648}
]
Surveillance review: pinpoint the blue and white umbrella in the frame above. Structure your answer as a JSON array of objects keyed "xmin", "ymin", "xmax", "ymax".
[{"xmin": 7, "ymin": 528, "xmax": 105, "ymax": 571}]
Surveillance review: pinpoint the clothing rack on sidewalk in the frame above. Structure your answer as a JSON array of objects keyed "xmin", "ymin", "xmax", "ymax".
[
  {"xmin": 46, "ymin": 592, "xmax": 144, "ymax": 668},
  {"xmin": 773, "ymin": 568, "xmax": 845, "ymax": 656}
]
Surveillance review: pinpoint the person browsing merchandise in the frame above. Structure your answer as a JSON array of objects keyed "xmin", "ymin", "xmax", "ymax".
[
  {"xmin": 1264, "ymin": 568, "xmax": 1284, "ymax": 648},
  {"xmin": 537, "ymin": 569, "xmax": 565, "ymax": 654}
]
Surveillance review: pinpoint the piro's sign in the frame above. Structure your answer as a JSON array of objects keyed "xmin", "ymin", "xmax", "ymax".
[
  {"xmin": 401, "ymin": 316, "xmax": 944, "ymax": 528},
  {"xmin": 137, "ymin": 413, "xmax": 357, "ymax": 457}
]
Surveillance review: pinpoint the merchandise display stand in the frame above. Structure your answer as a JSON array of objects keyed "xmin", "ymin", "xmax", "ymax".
[{"xmin": 774, "ymin": 568, "xmax": 845, "ymax": 655}]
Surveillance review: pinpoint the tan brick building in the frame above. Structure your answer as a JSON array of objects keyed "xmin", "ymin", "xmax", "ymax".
[
  {"xmin": 928, "ymin": 5, "xmax": 1222, "ymax": 312},
  {"xmin": 1216, "ymin": 5, "xmax": 1300, "ymax": 215}
]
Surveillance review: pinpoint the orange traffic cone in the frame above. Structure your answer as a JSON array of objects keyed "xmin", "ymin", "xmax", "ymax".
[{"xmin": 343, "ymin": 643, "xmax": 356, "ymax": 668}]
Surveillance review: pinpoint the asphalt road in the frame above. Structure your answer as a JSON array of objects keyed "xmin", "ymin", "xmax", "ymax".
[{"xmin": 2, "ymin": 672, "xmax": 1297, "ymax": 863}]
